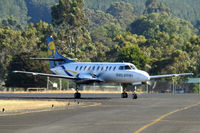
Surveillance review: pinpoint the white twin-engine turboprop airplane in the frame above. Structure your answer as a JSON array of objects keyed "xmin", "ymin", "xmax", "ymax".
[{"xmin": 13, "ymin": 36, "xmax": 193, "ymax": 99}]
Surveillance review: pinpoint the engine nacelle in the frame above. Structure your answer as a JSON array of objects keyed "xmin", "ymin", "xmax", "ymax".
[
  {"xmin": 132, "ymin": 81, "xmax": 151, "ymax": 86},
  {"xmin": 77, "ymin": 73, "xmax": 94, "ymax": 79}
]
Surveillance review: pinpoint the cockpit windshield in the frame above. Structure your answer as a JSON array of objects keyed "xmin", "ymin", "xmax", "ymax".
[
  {"xmin": 119, "ymin": 65, "xmax": 137, "ymax": 70},
  {"xmin": 124, "ymin": 65, "xmax": 131, "ymax": 70},
  {"xmin": 130, "ymin": 65, "xmax": 137, "ymax": 70}
]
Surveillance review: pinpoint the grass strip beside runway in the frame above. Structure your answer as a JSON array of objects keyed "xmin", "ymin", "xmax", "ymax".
[{"xmin": 0, "ymin": 100, "xmax": 77, "ymax": 114}]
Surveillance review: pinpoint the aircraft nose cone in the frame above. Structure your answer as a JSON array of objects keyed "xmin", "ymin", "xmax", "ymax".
[
  {"xmin": 144, "ymin": 72, "xmax": 150, "ymax": 81},
  {"xmin": 139, "ymin": 70, "xmax": 150, "ymax": 81}
]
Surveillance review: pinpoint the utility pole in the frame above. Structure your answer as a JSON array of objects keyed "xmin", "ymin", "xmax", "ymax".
[
  {"xmin": 199, "ymin": 79, "xmax": 200, "ymax": 94},
  {"xmin": 172, "ymin": 77, "xmax": 175, "ymax": 94}
]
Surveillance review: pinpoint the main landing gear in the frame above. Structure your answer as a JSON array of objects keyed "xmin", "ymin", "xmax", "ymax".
[
  {"xmin": 74, "ymin": 85, "xmax": 81, "ymax": 99},
  {"xmin": 121, "ymin": 91, "xmax": 128, "ymax": 98},
  {"xmin": 121, "ymin": 86, "xmax": 128, "ymax": 98},
  {"xmin": 132, "ymin": 93, "xmax": 137, "ymax": 99},
  {"xmin": 121, "ymin": 85, "xmax": 138, "ymax": 99}
]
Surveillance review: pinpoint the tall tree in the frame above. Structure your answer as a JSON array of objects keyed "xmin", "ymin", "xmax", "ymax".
[
  {"xmin": 106, "ymin": 2, "xmax": 135, "ymax": 29},
  {"xmin": 144, "ymin": 0, "xmax": 171, "ymax": 15},
  {"xmin": 130, "ymin": 13, "xmax": 196, "ymax": 42},
  {"xmin": 51, "ymin": 0, "xmax": 94, "ymax": 61},
  {"xmin": 114, "ymin": 32, "xmax": 149, "ymax": 70},
  {"xmin": 84, "ymin": 8, "xmax": 117, "ymax": 31},
  {"xmin": 0, "ymin": 0, "xmax": 28, "ymax": 26},
  {"xmin": 25, "ymin": 0, "xmax": 58, "ymax": 23},
  {"xmin": 5, "ymin": 52, "xmax": 49, "ymax": 88}
]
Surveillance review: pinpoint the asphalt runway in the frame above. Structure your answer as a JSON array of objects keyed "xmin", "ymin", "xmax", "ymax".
[{"xmin": 0, "ymin": 93, "xmax": 200, "ymax": 133}]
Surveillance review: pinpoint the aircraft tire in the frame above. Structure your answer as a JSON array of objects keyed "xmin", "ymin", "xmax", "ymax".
[
  {"xmin": 74, "ymin": 92, "xmax": 81, "ymax": 99},
  {"xmin": 121, "ymin": 92, "xmax": 128, "ymax": 98},
  {"xmin": 133, "ymin": 93, "xmax": 137, "ymax": 99}
]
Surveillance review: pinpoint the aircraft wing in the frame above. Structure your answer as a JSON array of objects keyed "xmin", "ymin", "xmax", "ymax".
[
  {"xmin": 12, "ymin": 71, "xmax": 103, "ymax": 83},
  {"xmin": 13, "ymin": 71, "xmax": 77, "ymax": 80},
  {"xmin": 150, "ymin": 73, "xmax": 193, "ymax": 79}
]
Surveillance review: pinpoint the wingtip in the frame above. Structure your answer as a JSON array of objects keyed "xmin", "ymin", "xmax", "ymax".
[{"xmin": 12, "ymin": 70, "xmax": 18, "ymax": 73}]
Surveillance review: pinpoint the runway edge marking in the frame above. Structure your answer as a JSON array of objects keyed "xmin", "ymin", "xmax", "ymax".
[{"xmin": 135, "ymin": 101, "xmax": 200, "ymax": 133}]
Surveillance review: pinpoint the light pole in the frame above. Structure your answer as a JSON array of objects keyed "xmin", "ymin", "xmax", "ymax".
[
  {"xmin": 172, "ymin": 77, "xmax": 175, "ymax": 94},
  {"xmin": 47, "ymin": 76, "xmax": 49, "ymax": 91}
]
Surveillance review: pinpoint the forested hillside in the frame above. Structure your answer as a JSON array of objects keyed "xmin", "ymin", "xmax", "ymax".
[
  {"xmin": 0, "ymin": 0, "xmax": 200, "ymax": 90},
  {"xmin": 85, "ymin": 0, "xmax": 200, "ymax": 25},
  {"xmin": 0, "ymin": 0, "xmax": 28, "ymax": 25},
  {"xmin": 0, "ymin": 0, "xmax": 199, "ymax": 25}
]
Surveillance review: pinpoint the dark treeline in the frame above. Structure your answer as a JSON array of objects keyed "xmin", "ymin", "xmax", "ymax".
[
  {"xmin": 0, "ymin": 0, "xmax": 200, "ymax": 26},
  {"xmin": 0, "ymin": 0, "xmax": 200, "ymax": 89}
]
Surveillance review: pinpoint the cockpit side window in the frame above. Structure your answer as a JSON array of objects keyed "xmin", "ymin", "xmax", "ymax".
[{"xmin": 124, "ymin": 65, "xmax": 131, "ymax": 70}]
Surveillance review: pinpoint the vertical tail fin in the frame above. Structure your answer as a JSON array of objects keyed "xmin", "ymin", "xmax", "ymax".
[{"xmin": 46, "ymin": 36, "xmax": 74, "ymax": 68}]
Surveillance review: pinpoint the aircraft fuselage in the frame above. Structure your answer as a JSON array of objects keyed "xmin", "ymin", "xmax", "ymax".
[{"xmin": 50, "ymin": 62, "xmax": 150, "ymax": 84}]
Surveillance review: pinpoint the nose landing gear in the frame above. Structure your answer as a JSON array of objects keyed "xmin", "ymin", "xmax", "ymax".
[
  {"xmin": 132, "ymin": 93, "xmax": 137, "ymax": 99},
  {"xmin": 121, "ymin": 86, "xmax": 128, "ymax": 98},
  {"xmin": 74, "ymin": 84, "xmax": 81, "ymax": 99}
]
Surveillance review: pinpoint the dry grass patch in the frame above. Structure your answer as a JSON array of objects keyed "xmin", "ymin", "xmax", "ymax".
[{"xmin": 0, "ymin": 100, "xmax": 76, "ymax": 112}]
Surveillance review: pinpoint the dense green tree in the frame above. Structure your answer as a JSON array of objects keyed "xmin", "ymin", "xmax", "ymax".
[
  {"xmin": 144, "ymin": 0, "xmax": 170, "ymax": 14},
  {"xmin": 0, "ymin": 21, "xmax": 53, "ymax": 84},
  {"xmin": 150, "ymin": 50, "xmax": 190, "ymax": 74},
  {"xmin": 183, "ymin": 35, "xmax": 200, "ymax": 76},
  {"xmin": 84, "ymin": 8, "xmax": 117, "ymax": 31},
  {"xmin": 5, "ymin": 52, "xmax": 49, "ymax": 88},
  {"xmin": 25, "ymin": 0, "xmax": 58, "ymax": 23},
  {"xmin": 91, "ymin": 42, "xmax": 110, "ymax": 62},
  {"xmin": 90, "ymin": 23, "xmax": 123, "ymax": 61},
  {"xmin": 0, "ymin": 27, "xmax": 25, "ymax": 81},
  {"xmin": 0, "ymin": 17, "xmax": 22, "ymax": 30},
  {"xmin": 84, "ymin": 0, "xmax": 200, "ymax": 25},
  {"xmin": 195, "ymin": 19, "xmax": 200, "ymax": 34},
  {"xmin": 117, "ymin": 44, "xmax": 149, "ymax": 70},
  {"xmin": 0, "ymin": 0, "xmax": 199, "ymax": 27},
  {"xmin": 0, "ymin": 0, "xmax": 28, "ymax": 26},
  {"xmin": 130, "ymin": 13, "xmax": 196, "ymax": 42},
  {"xmin": 51, "ymin": 0, "xmax": 95, "ymax": 61},
  {"xmin": 91, "ymin": 23, "xmax": 123, "ymax": 47},
  {"xmin": 106, "ymin": 2, "xmax": 135, "ymax": 29},
  {"xmin": 51, "ymin": 0, "xmax": 88, "ymax": 27},
  {"xmin": 114, "ymin": 32, "xmax": 149, "ymax": 70}
]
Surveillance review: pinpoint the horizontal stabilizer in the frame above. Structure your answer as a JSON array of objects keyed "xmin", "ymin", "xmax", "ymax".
[
  {"xmin": 30, "ymin": 58, "xmax": 65, "ymax": 61},
  {"xmin": 150, "ymin": 73, "xmax": 193, "ymax": 79}
]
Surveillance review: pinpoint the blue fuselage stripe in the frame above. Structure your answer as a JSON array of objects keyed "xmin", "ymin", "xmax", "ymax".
[{"xmin": 61, "ymin": 66, "xmax": 73, "ymax": 76}]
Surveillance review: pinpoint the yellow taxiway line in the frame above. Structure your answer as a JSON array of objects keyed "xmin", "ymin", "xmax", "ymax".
[{"xmin": 135, "ymin": 101, "xmax": 200, "ymax": 133}]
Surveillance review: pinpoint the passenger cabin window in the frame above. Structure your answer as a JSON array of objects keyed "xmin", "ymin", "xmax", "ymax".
[
  {"xmin": 92, "ymin": 66, "xmax": 95, "ymax": 70},
  {"xmin": 75, "ymin": 66, "xmax": 78, "ymax": 71},
  {"xmin": 119, "ymin": 66, "xmax": 124, "ymax": 70},
  {"xmin": 88, "ymin": 66, "xmax": 91, "ymax": 70},
  {"xmin": 80, "ymin": 66, "xmax": 83, "ymax": 70},
  {"xmin": 109, "ymin": 66, "xmax": 112, "ymax": 71},
  {"xmin": 84, "ymin": 66, "xmax": 87, "ymax": 71},
  {"xmin": 101, "ymin": 66, "xmax": 104, "ymax": 71},
  {"xmin": 106, "ymin": 66, "xmax": 109, "ymax": 71},
  {"xmin": 113, "ymin": 66, "xmax": 116, "ymax": 71},
  {"xmin": 97, "ymin": 66, "xmax": 100, "ymax": 71}
]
